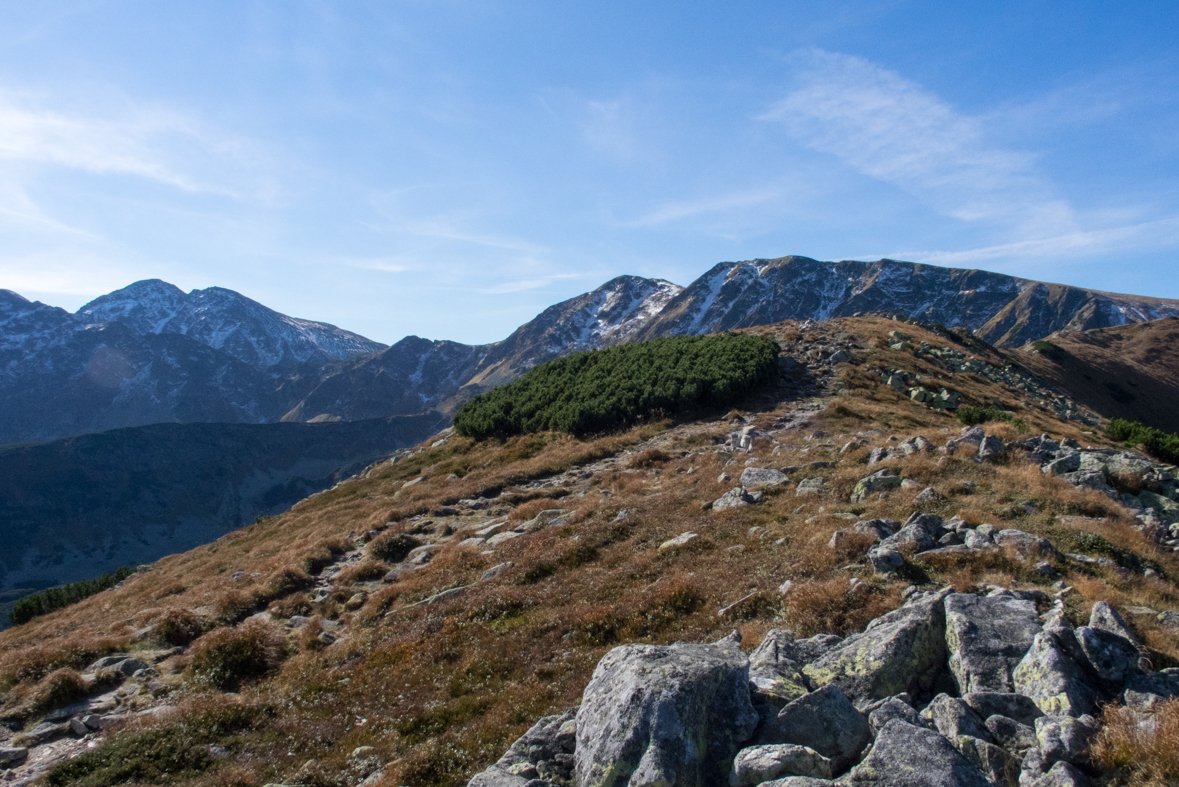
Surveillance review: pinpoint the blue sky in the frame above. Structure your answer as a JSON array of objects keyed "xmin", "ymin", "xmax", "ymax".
[{"xmin": 1, "ymin": 1, "xmax": 1177, "ymax": 345}]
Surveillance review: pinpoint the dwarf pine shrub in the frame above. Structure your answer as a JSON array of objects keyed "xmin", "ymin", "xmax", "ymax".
[
  {"xmin": 1106, "ymin": 418, "xmax": 1179, "ymax": 464},
  {"xmin": 453, "ymin": 333, "xmax": 780, "ymax": 440},
  {"xmin": 189, "ymin": 619, "xmax": 287, "ymax": 691}
]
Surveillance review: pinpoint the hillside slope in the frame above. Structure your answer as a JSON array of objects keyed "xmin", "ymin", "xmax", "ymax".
[
  {"xmin": 1017, "ymin": 315, "xmax": 1179, "ymax": 434},
  {"xmin": 2, "ymin": 317, "xmax": 1176, "ymax": 787},
  {"xmin": 0, "ymin": 413, "xmax": 445, "ymax": 603}
]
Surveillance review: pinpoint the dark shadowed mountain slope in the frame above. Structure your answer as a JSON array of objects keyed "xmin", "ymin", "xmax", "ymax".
[
  {"xmin": 1017, "ymin": 316, "xmax": 1179, "ymax": 434},
  {"xmin": 0, "ymin": 412, "xmax": 445, "ymax": 598}
]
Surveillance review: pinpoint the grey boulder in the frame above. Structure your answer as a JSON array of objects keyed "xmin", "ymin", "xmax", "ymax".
[
  {"xmin": 741, "ymin": 468, "xmax": 788, "ymax": 489},
  {"xmin": 803, "ymin": 589, "xmax": 948, "ymax": 703},
  {"xmin": 1028, "ymin": 761, "xmax": 1088, "ymax": 787},
  {"xmin": 574, "ymin": 639, "xmax": 759, "ymax": 787},
  {"xmin": 714, "ymin": 487, "xmax": 763, "ymax": 511},
  {"xmin": 1035, "ymin": 714, "xmax": 1098, "ymax": 767},
  {"xmin": 747, "ymin": 630, "xmax": 834, "ymax": 708},
  {"xmin": 850, "ymin": 469, "xmax": 902, "ymax": 503},
  {"xmin": 728, "ymin": 744, "xmax": 832, "ymax": 786},
  {"xmin": 867, "ymin": 696, "xmax": 922, "ymax": 735},
  {"xmin": 944, "ymin": 593, "xmax": 1041, "ymax": 693},
  {"xmin": 759, "ymin": 684, "xmax": 870, "ymax": 772},
  {"xmin": 842, "ymin": 719, "xmax": 992, "ymax": 787}
]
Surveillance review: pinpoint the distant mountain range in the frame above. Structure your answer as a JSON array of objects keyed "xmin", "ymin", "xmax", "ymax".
[{"xmin": 4, "ymin": 258, "xmax": 1178, "ymax": 445}]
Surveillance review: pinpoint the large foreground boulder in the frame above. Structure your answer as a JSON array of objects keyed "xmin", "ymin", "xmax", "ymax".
[
  {"xmin": 803, "ymin": 589, "xmax": 949, "ymax": 703},
  {"xmin": 575, "ymin": 638, "xmax": 759, "ymax": 787},
  {"xmin": 842, "ymin": 719, "xmax": 992, "ymax": 787},
  {"xmin": 944, "ymin": 593, "xmax": 1041, "ymax": 693},
  {"xmin": 747, "ymin": 630, "xmax": 840, "ymax": 707}
]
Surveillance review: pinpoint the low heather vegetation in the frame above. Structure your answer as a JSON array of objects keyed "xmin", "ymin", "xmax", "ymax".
[{"xmin": 454, "ymin": 333, "xmax": 779, "ymax": 439}]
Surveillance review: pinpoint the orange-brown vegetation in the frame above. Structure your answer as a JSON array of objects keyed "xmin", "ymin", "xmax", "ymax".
[
  {"xmin": 1092, "ymin": 698, "xmax": 1179, "ymax": 786},
  {"xmin": 2, "ymin": 316, "xmax": 1177, "ymax": 787}
]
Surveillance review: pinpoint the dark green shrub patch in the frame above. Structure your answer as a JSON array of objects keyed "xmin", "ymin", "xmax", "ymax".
[
  {"xmin": 9, "ymin": 567, "xmax": 133, "ymax": 626},
  {"xmin": 1107, "ymin": 418, "xmax": 1179, "ymax": 465},
  {"xmin": 956, "ymin": 405, "xmax": 1026, "ymax": 430},
  {"xmin": 454, "ymin": 333, "xmax": 780, "ymax": 440}
]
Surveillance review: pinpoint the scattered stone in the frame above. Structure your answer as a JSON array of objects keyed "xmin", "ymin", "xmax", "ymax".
[
  {"xmin": 914, "ymin": 487, "xmax": 941, "ymax": 504},
  {"xmin": 977, "ymin": 435, "xmax": 1005, "ymax": 463},
  {"xmin": 480, "ymin": 562, "xmax": 515, "ymax": 581},
  {"xmin": 0, "ymin": 747, "xmax": 28, "ymax": 766},
  {"xmin": 659, "ymin": 532, "xmax": 699, "ymax": 551}
]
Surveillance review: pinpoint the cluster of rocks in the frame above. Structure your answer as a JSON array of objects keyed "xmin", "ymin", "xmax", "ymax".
[
  {"xmin": 868, "ymin": 327, "xmax": 1093, "ymax": 425},
  {"xmin": 0, "ymin": 650, "xmax": 180, "ymax": 784},
  {"xmin": 1013, "ymin": 435, "xmax": 1179, "ymax": 550},
  {"xmin": 468, "ymin": 589, "xmax": 1179, "ymax": 787}
]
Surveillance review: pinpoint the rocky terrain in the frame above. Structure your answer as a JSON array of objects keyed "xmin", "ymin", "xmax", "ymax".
[{"xmin": 1, "ymin": 315, "xmax": 1177, "ymax": 787}]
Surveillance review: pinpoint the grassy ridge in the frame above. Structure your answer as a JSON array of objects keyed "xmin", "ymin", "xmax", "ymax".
[{"xmin": 454, "ymin": 333, "xmax": 780, "ymax": 440}]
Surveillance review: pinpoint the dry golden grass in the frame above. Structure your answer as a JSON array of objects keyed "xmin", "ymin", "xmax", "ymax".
[
  {"xmin": 1092, "ymin": 699, "xmax": 1179, "ymax": 786},
  {"xmin": 3, "ymin": 316, "xmax": 1178, "ymax": 787}
]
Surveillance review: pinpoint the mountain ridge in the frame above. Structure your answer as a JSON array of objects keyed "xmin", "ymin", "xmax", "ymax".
[{"xmin": 3, "ymin": 257, "xmax": 1178, "ymax": 445}]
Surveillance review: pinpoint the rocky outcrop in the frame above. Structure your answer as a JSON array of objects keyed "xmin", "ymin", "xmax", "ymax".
[
  {"xmin": 573, "ymin": 636, "xmax": 759, "ymax": 787},
  {"xmin": 471, "ymin": 577, "xmax": 1178, "ymax": 787}
]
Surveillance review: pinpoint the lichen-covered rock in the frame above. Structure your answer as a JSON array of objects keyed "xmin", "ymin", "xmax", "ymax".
[
  {"xmin": 728, "ymin": 744, "xmax": 832, "ymax": 786},
  {"xmin": 1028, "ymin": 760, "xmax": 1088, "ymax": 787},
  {"xmin": 759, "ymin": 684, "xmax": 870, "ymax": 772},
  {"xmin": 919, "ymin": 694, "xmax": 990, "ymax": 741},
  {"xmin": 1087, "ymin": 602, "xmax": 1140, "ymax": 647},
  {"xmin": 468, "ymin": 707, "xmax": 577, "ymax": 787},
  {"xmin": 1013, "ymin": 621, "xmax": 1097, "ymax": 717},
  {"xmin": 747, "ymin": 631, "xmax": 839, "ymax": 708},
  {"xmin": 740, "ymin": 468, "xmax": 788, "ymax": 489},
  {"xmin": 1035, "ymin": 714, "xmax": 1098, "ymax": 767},
  {"xmin": 985, "ymin": 714, "xmax": 1037, "ymax": 753},
  {"xmin": 867, "ymin": 696, "xmax": 922, "ymax": 735},
  {"xmin": 842, "ymin": 719, "xmax": 992, "ymax": 787},
  {"xmin": 867, "ymin": 546, "xmax": 904, "ymax": 574},
  {"xmin": 944, "ymin": 593, "xmax": 1041, "ymax": 694},
  {"xmin": 851, "ymin": 469, "xmax": 902, "ymax": 503},
  {"xmin": 954, "ymin": 735, "xmax": 1019, "ymax": 787},
  {"xmin": 978, "ymin": 435, "xmax": 1006, "ymax": 463},
  {"xmin": 961, "ymin": 692, "xmax": 1042, "ymax": 728},
  {"xmin": 803, "ymin": 589, "xmax": 949, "ymax": 703},
  {"xmin": 574, "ymin": 639, "xmax": 759, "ymax": 787},
  {"xmin": 758, "ymin": 778, "xmax": 834, "ymax": 787}
]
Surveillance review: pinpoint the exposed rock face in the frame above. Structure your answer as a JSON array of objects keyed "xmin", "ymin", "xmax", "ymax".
[
  {"xmin": 728, "ymin": 744, "xmax": 832, "ymax": 785},
  {"xmin": 574, "ymin": 638, "xmax": 759, "ymax": 787},
  {"xmin": 468, "ymin": 708, "xmax": 577, "ymax": 786},
  {"xmin": 803, "ymin": 589, "xmax": 949, "ymax": 703},
  {"xmin": 1013, "ymin": 617, "xmax": 1099, "ymax": 717},
  {"xmin": 944, "ymin": 593, "xmax": 1041, "ymax": 693}
]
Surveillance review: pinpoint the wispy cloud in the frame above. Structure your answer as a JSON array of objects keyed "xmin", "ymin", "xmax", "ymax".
[
  {"xmin": 630, "ymin": 187, "xmax": 784, "ymax": 227},
  {"xmin": 0, "ymin": 90, "xmax": 257, "ymax": 196},
  {"xmin": 762, "ymin": 50, "xmax": 1076, "ymax": 234},
  {"xmin": 478, "ymin": 273, "xmax": 584, "ymax": 295},
  {"xmin": 900, "ymin": 215, "xmax": 1179, "ymax": 266}
]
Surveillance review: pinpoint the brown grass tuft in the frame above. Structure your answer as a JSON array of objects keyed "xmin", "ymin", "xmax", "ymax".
[
  {"xmin": 189, "ymin": 619, "xmax": 287, "ymax": 691},
  {"xmin": 1092, "ymin": 699, "xmax": 1179, "ymax": 785},
  {"xmin": 154, "ymin": 607, "xmax": 203, "ymax": 646}
]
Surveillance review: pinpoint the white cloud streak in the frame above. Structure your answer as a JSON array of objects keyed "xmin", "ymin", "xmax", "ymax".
[{"xmin": 762, "ymin": 50, "xmax": 1077, "ymax": 234}]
